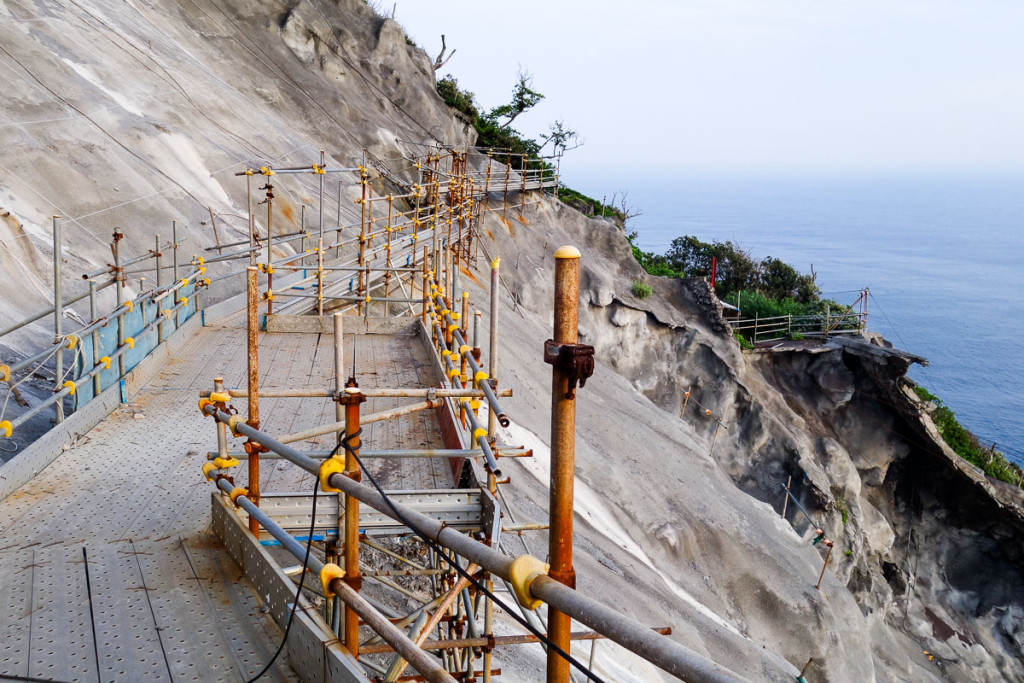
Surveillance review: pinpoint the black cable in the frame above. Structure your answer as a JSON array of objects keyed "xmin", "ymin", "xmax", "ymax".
[
  {"xmin": 339, "ymin": 428, "xmax": 607, "ymax": 683},
  {"xmin": 245, "ymin": 444, "xmax": 332, "ymax": 682},
  {"xmin": 0, "ymin": 675, "xmax": 74, "ymax": 683},
  {"xmin": 130, "ymin": 539, "xmax": 174, "ymax": 682},
  {"xmin": 82, "ymin": 547, "xmax": 102, "ymax": 683}
]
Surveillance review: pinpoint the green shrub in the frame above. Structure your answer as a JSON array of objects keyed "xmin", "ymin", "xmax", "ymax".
[
  {"xmin": 632, "ymin": 280, "xmax": 652, "ymax": 299},
  {"xmin": 734, "ymin": 331, "xmax": 754, "ymax": 350},
  {"xmin": 915, "ymin": 385, "xmax": 1024, "ymax": 485}
]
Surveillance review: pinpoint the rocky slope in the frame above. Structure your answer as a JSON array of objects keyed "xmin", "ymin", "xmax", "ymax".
[{"xmin": 0, "ymin": 1, "xmax": 1022, "ymax": 681}]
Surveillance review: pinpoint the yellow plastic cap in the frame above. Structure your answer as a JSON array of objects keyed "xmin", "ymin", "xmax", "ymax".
[
  {"xmin": 491, "ymin": 257, "xmax": 501, "ymax": 269},
  {"xmin": 319, "ymin": 457, "xmax": 346, "ymax": 493},
  {"xmin": 229, "ymin": 487, "xmax": 249, "ymax": 507},
  {"xmin": 320, "ymin": 563, "xmax": 345, "ymax": 600},
  {"xmin": 508, "ymin": 555, "xmax": 549, "ymax": 610},
  {"xmin": 553, "ymin": 245, "xmax": 581, "ymax": 259}
]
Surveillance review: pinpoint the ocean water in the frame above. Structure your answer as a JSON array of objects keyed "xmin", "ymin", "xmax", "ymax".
[{"xmin": 577, "ymin": 171, "xmax": 1024, "ymax": 463}]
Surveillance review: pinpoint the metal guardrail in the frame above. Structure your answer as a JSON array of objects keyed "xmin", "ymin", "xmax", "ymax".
[{"xmin": 727, "ymin": 289, "xmax": 870, "ymax": 346}]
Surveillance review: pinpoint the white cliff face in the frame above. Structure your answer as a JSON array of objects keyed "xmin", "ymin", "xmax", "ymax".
[
  {"xmin": 0, "ymin": 1, "xmax": 1021, "ymax": 681},
  {"xmin": 478, "ymin": 199, "xmax": 1024, "ymax": 682},
  {"xmin": 0, "ymin": 0, "xmax": 472, "ymax": 353}
]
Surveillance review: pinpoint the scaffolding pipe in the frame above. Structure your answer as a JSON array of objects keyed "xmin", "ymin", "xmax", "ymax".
[
  {"xmin": 52, "ymin": 217, "xmax": 64, "ymax": 423},
  {"xmin": 202, "ymin": 405, "xmax": 747, "ymax": 682},
  {"xmin": 247, "ymin": 266, "xmax": 261, "ymax": 534},
  {"xmin": 211, "ymin": 476, "xmax": 455, "ymax": 683}
]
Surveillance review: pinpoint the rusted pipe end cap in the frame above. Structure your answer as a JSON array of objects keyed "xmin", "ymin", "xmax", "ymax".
[{"xmin": 553, "ymin": 245, "xmax": 581, "ymax": 259}]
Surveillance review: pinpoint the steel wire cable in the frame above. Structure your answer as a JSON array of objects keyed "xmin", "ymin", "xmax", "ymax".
[
  {"xmin": 245, "ymin": 443, "xmax": 332, "ymax": 682},
  {"xmin": 339, "ymin": 428, "xmax": 608, "ymax": 683}
]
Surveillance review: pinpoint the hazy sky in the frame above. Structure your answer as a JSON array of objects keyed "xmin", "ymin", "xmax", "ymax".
[{"xmin": 395, "ymin": 1, "xmax": 1024, "ymax": 185}]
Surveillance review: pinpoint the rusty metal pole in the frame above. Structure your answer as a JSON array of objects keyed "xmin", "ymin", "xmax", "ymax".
[
  {"xmin": 547, "ymin": 245, "xmax": 581, "ymax": 683},
  {"xmin": 421, "ymin": 246, "xmax": 429, "ymax": 324},
  {"xmin": 246, "ymin": 267, "xmax": 261, "ymax": 534},
  {"xmin": 487, "ymin": 258, "xmax": 500, "ymax": 441},
  {"xmin": 782, "ymin": 475, "xmax": 792, "ymax": 519},
  {"xmin": 816, "ymin": 541, "xmax": 834, "ymax": 590},
  {"xmin": 340, "ymin": 378, "xmax": 366, "ymax": 657}
]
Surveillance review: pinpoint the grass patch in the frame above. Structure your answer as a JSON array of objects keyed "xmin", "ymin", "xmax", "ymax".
[{"xmin": 631, "ymin": 280, "xmax": 652, "ymax": 299}]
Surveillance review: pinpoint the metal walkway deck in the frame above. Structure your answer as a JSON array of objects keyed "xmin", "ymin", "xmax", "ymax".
[{"xmin": 0, "ymin": 314, "xmax": 449, "ymax": 682}]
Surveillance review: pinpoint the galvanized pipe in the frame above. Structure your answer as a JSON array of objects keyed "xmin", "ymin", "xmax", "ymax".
[
  {"xmin": 114, "ymin": 230, "xmax": 126, "ymax": 378},
  {"xmin": 276, "ymin": 399, "xmax": 442, "ymax": 445},
  {"xmin": 89, "ymin": 281, "xmax": 100, "ymax": 396},
  {"xmin": 200, "ymin": 388, "xmax": 511, "ymax": 399},
  {"xmin": 212, "ymin": 448, "xmax": 530, "ymax": 461},
  {"xmin": 0, "ymin": 279, "xmax": 114, "ymax": 340},
  {"xmin": 52, "ymin": 216, "xmax": 64, "ymax": 423}
]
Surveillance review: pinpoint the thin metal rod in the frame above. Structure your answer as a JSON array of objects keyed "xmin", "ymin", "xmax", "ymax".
[{"xmin": 52, "ymin": 216, "xmax": 64, "ymax": 423}]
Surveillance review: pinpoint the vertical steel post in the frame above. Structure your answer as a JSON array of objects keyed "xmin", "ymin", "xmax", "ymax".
[
  {"xmin": 114, "ymin": 229, "xmax": 126, "ymax": 379},
  {"xmin": 266, "ymin": 188, "xmax": 274, "ymax": 316},
  {"xmin": 318, "ymin": 150, "xmax": 326, "ymax": 316},
  {"xmin": 384, "ymin": 195, "xmax": 394, "ymax": 302},
  {"xmin": 340, "ymin": 380, "xmax": 365, "ymax": 657},
  {"xmin": 246, "ymin": 267, "xmax": 261, "ymax": 535},
  {"xmin": 421, "ymin": 246, "xmax": 429, "ymax": 324},
  {"xmin": 359, "ymin": 169, "xmax": 367, "ymax": 316},
  {"xmin": 547, "ymin": 245, "xmax": 581, "ymax": 683},
  {"xmin": 214, "ymin": 377, "xmax": 229, "ymax": 460},
  {"xmin": 487, "ymin": 258, "xmax": 500, "ymax": 441},
  {"xmin": 89, "ymin": 281, "xmax": 100, "ymax": 397},
  {"xmin": 172, "ymin": 220, "xmax": 179, "ymax": 281},
  {"xmin": 246, "ymin": 171, "xmax": 256, "ymax": 267},
  {"xmin": 52, "ymin": 216, "xmax": 64, "ymax": 423},
  {"xmin": 155, "ymin": 234, "xmax": 164, "ymax": 342}
]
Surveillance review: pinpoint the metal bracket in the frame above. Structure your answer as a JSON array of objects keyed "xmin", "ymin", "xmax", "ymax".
[{"xmin": 543, "ymin": 339, "xmax": 595, "ymax": 398}]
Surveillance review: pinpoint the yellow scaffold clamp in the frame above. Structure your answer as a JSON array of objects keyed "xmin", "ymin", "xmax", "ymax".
[
  {"xmin": 0, "ymin": 420, "xmax": 12, "ymax": 438},
  {"xmin": 124, "ymin": 300, "xmax": 134, "ymax": 313},
  {"xmin": 198, "ymin": 397, "xmax": 213, "ymax": 415},
  {"xmin": 213, "ymin": 455, "xmax": 239, "ymax": 469},
  {"xmin": 229, "ymin": 487, "xmax": 249, "ymax": 508},
  {"xmin": 209, "ymin": 391, "xmax": 231, "ymax": 404},
  {"xmin": 99, "ymin": 356, "xmax": 111, "ymax": 370},
  {"xmin": 0, "ymin": 365, "xmax": 10, "ymax": 383},
  {"xmin": 227, "ymin": 414, "xmax": 246, "ymax": 437},
  {"xmin": 508, "ymin": 555, "xmax": 549, "ymax": 610},
  {"xmin": 312, "ymin": 163, "xmax": 325, "ymax": 175},
  {"xmin": 163, "ymin": 309, "xmax": 174, "ymax": 318},
  {"xmin": 459, "ymin": 344, "xmax": 471, "ymax": 355},
  {"xmin": 123, "ymin": 337, "xmax": 135, "ymax": 349},
  {"xmin": 202, "ymin": 461, "xmax": 218, "ymax": 481},
  {"xmin": 473, "ymin": 371, "xmax": 489, "ymax": 388},
  {"xmin": 64, "ymin": 334, "xmax": 79, "ymax": 350},
  {"xmin": 319, "ymin": 457, "xmax": 346, "ymax": 493},
  {"xmin": 320, "ymin": 563, "xmax": 345, "ymax": 600},
  {"xmin": 62, "ymin": 381, "xmax": 75, "ymax": 396},
  {"xmin": 196, "ymin": 256, "xmax": 204, "ymax": 266},
  {"xmin": 472, "ymin": 427, "xmax": 487, "ymax": 443},
  {"xmin": 263, "ymin": 290, "xmax": 274, "ymax": 302}
]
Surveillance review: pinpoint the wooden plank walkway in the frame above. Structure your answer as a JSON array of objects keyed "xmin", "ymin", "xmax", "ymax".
[{"xmin": 0, "ymin": 313, "xmax": 449, "ymax": 681}]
